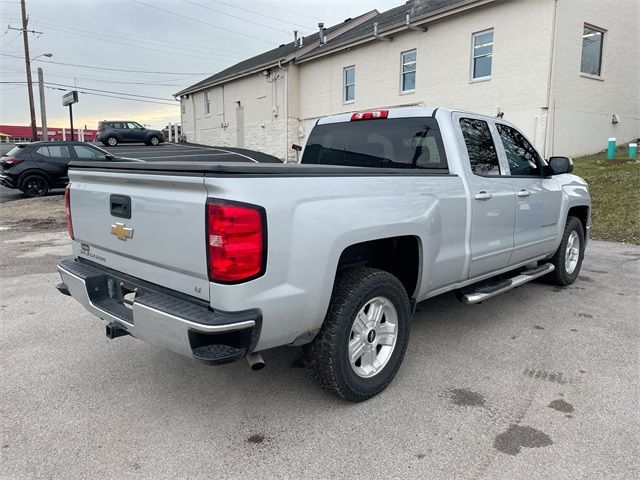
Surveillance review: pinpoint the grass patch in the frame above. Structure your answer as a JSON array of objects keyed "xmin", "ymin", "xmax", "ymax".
[{"xmin": 572, "ymin": 147, "xmax": 640, "ymax": 244}]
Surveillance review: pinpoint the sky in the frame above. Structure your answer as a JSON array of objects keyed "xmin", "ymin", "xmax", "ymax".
[{"xmin": 0, "ymin": 0, "xmax": 402, "ymax": 130}]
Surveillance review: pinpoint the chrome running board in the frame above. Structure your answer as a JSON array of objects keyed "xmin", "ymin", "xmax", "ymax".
[{"xmin": 461, "ymin": 263, "xmax": 555, "ymax": 304}]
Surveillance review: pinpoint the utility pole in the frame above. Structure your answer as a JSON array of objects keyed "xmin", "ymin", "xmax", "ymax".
[
  {"xmin": 20, "ymin": 0, "xmax": 37, "ymax": 141},
  {"xmin": 37, "ymin": 67, "xmax": 47, "ymax": 141}
]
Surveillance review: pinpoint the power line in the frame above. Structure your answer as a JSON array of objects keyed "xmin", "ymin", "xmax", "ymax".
[
  {"xmin": 4, "ymin": 12, "xmax": 252, "ymax": 56},
  {"xmin": 40, "ymin": 23, "xmax": 242, "ymax": 63},
  {"xmin": 211, "ymin": 0, "xmax": 312, "ymax": 30},
  {"xmin": 0, "ymin": 53, "xmax": 214, "ymax": 76},
  {"xmin": 1, "ymin": 81, "xmax": 179, "ymax": 106},
  {"xmin": 184, "ymin": 0, "xmax": 293, "ymax": 35},
  {"xmin": 130, "ymin": 0, "xmax": 276, "ymax": 45}
]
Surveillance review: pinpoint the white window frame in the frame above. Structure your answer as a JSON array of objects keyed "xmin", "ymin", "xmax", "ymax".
[
  {"xmin": 400, "ymin": 49, "xmax": 416, "ymax": 94},
  {"xmin": 580, "ymin": 23, "xmax": 606, "ymax": 80},
  {"xmin": 204, "ymin": 91, "xmax": 211, "ymax": 115},
  {"xmin": 343, "ymin": 65, "xmax": 355, "ymax": 104},
  {"xmin": 470, "ymin": 28, "xmax": 494, "ymax": 82}
]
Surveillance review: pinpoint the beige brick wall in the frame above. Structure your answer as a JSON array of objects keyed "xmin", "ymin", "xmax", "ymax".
[
  {"xmin": 547, "ymin": 0, "xmax": 640, "ymax": 156},
  {"xmin": 297, "ymin": 0, "xmax": 556, "ymax": 148}
]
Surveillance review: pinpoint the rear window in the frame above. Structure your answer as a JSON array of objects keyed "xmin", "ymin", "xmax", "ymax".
[
  {"xmin": 301, "ymin": 117, "xmax": 448, "ymax": 169},
  {"xmin": 36, "ymin": 146, "xmax": 70, "ymax": 158},
  {"xmin": 4, "ymin": 145, "xmax": 25, "ymax": 157}
]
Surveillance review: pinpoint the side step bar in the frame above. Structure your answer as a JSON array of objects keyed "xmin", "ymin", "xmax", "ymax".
[{"xmin": 461, "ymin": 263, "xmax": 554, "ymax": 304}]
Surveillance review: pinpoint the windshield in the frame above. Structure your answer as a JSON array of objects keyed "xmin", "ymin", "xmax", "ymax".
[{"xmin": 301, "ymin": 117, "xmax": 448, "ymax": 169}]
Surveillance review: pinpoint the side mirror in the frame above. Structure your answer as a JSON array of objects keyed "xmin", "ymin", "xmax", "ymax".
[
  {"xmin": 105, "ymin": 154, "xmax": 114, "ymax": 161},
  {"xmin": 549, "ymin": 156, "xmax": 573, "ymax": 174}
]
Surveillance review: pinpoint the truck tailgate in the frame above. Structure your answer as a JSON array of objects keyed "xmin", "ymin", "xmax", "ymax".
[{"xmin": 68, "ymin": 169, "xmax": 210, "ymax": 301}]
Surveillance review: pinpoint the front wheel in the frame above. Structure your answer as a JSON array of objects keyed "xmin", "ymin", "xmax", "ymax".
[
  {"xmin": 147, "ymin": 136, "xmax": 160, "ymax": 146},
  {"xmin": 544, "ymin": 216, "xmax": 585, "ymax": 286},
  {"xmin": 303, "ymin": 267, "xmax": 411, "ymax": 402}
]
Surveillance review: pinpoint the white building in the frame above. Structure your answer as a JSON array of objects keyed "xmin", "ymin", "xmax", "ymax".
[{"xmin": 176, "ymin": 0, "xmax": 640, "ymax": 161}]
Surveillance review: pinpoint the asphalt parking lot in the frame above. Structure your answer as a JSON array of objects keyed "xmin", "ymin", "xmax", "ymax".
[
  {"xmin": 1, "ymin": 200, "xmax": 638, "ymax": 480},
  {"xmin": 98, "ymin": 141, "xmax": 282, "ymax": 163}
]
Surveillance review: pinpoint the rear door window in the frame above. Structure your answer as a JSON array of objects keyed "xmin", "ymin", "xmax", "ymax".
[
  {"xmin": 74, "ymin": 145, "xmax": 107, "ymax": 161},
  {"xmin": 459, "ymin": 118, "xmax": 501, "ymax": 176},
  {"xmin": 496, "ymin": 124, "xmax": 542, "ymax": 176},
  {"xmin": 301, "ymin": 117, "xmax": 447, "ymax": 170},
  {"xmin": 36, "ymin": 146, "xmax": 70, "ymax": 158}
]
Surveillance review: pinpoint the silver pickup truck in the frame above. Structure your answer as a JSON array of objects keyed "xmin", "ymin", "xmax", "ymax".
[{"xmin": 57, "ymin": 108, "xmax": 591, "ymax": 401}]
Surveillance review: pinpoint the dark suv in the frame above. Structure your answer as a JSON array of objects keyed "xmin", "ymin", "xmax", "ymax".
[
  {"xmin": 0, "ymin": 141, "xmax": 137, "ymax": 197},
  {"xmin": 97, "ymin": 121, "xmax": 164, "ymax": 147}
]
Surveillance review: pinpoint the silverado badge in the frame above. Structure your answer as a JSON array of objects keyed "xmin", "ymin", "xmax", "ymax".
[{"xmin": 111, "ymin": 222, "xmax": 134, "ymax": 241}]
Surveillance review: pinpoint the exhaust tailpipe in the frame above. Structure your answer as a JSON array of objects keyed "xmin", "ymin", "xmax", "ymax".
[
  {"xmin": 106, "ymin": 322, "xmax": 129, "ymax": 339},
  {"xmin": 246, "ymin": 352, "xmax": 265, "ymax": 370}
]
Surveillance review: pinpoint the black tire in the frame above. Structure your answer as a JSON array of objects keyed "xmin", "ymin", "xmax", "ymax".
[
  {"xmin": 106, "ymin": 136, "xmax": 118, "ymax": 147},
  {"xmin": 20, "ymin": 174, "xmax": 49, "ymax": 197},
  {"xmin": 303, "ymin": 267, "xmax": 411, "ymax": 402},
  {"xmin": 543, "ymin": 216, "xmax": 585, "ymax": 286},
  {"xmin": 147, "ymin": 135, "xmax": 160, "ymax": 146}
]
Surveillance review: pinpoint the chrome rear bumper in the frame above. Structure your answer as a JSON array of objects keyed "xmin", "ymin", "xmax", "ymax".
[{"xmin": 57, "ymin": 259, "xmax": 261, "ymax": 364}]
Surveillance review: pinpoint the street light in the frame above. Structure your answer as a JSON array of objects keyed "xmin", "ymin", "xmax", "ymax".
[
  {"xmin": 23, "ymin": 52, "xmax": 53, "ymax": 141},
  {"xmin": 32, "ymin": 53, "xmax": 53, "ymax": 141},
  {"xmin": 32, "ymin": 52, "xmax": 53, "ymax": 60}
]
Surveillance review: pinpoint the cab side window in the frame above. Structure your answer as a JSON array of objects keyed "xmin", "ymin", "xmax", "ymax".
[
  {"xmin": 459, "ymin": 118, "xmax": 500, "ymax": 176},
  {"xmin": 496, "ymin": 124, "xmax": 541, "ymax": 176}
]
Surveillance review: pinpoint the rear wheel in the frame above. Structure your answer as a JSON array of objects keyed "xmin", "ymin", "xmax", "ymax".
[
  {"xmin": 148, "ymin": 135, "xmax": 160, "ymax": 146},
  {"xmin": 20, "ymin": 174, "xmax": 49, "ymax": 197},
  {"xmin": 106, "ymin": 136, "xmax": 118, "ymax": 147},
  {"xmin": 303, "ymin": 267, "xmax": 411, "ymax": 402},
  {"xmin": 544, "ymin": 216, "xmax": 585, "ymax": 286}
]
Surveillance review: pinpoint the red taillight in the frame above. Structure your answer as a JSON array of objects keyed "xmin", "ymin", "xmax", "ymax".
[
  {"xmin": 350, "ymin": 110, "xmax": 389, "ymax": 121},
  {"xmin": 207, "ymin": 202, "xmax": 266, "ymax": 283},
  {"xmin": 1, "ymin": 156, "xmax": 23, "ymax": 166},
  {"xmin": 65, "ymin": 186, "xmax": 74, "ymax": 240}
]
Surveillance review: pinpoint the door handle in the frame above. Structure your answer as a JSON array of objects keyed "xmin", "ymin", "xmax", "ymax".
[
  {"xmin": 474, "ymin": 191, "xmax": 493, "ymax": 200},
  {"xmin": 517, "ymin": 189, "xmax": 531, "ymax": 198}
]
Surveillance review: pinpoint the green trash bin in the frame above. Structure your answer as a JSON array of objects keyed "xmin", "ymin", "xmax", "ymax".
[
  {"xmin": 629, "ymin": 143, "xmax": 638, "ymax": 159},
  {"xmin": 607, "ymin": 138, "xmax": 616, "ymax": 160}
]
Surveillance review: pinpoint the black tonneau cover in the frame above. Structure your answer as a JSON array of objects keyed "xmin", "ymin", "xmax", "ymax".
[{"xmin": 69, "ymin": 161, "xmax": 451, "ymax": 177}]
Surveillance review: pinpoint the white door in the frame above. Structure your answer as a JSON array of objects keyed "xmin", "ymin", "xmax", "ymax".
[{"xmin": 236, "ymin": 106, "xmax": 244, "ymax": 147}]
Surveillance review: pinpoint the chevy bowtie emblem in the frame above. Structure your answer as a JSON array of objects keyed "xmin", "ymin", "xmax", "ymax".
[{"xmin": 111, "ymin": 222, "xmax": 134, "ymax": 241}]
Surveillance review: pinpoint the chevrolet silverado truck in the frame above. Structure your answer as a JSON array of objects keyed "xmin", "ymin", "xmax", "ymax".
[{"xmin": 56, "ymin": 108, "xmax": 591, "ymax": 401}]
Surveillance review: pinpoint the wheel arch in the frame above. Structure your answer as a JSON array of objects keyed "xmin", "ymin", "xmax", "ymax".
[
  {"xmin": 17, "ymin": 169, "xmax": 52, "ymax": 188},
  {"xmin": 335, "ymin": 235, "xmax": 422, "ymax": 299},
  {"xmin": 567, "ymin": 205, "xmax": 590, "ymax": 238}
]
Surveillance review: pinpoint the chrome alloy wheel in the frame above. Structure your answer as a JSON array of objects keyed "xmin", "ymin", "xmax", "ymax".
[
  {"xmin": 348, "ymin": 296, "xmax": 398, "ymax": 378},
  {"xmin": 565, "ymin": 230, "xmax": 580, "ymax": 274}
]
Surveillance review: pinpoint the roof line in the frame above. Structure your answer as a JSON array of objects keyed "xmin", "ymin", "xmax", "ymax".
[
  {"xmin": 296, "ymin": 0, "xmax": 496, "ymax": 64},
  {"xmin": 173, "ymin": 10, "xmax": 379, "ymax": 97}
]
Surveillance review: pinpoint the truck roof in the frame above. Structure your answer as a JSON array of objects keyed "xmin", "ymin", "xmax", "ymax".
[{"xmin": 317, "ymin": 107, "xmax": 501, "ymax": 125}]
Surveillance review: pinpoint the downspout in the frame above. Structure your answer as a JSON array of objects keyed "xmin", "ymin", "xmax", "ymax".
[
  {"xmin": 191, "ymin": 93, "xmax": 196, "ymax": 143},
  {"xmin": 543, "ymin": 0, "xmax": 559, "ymax": 157},
  {"xmin": 278, "ymin": 60, "xmax": 288, "ymax": 162}
]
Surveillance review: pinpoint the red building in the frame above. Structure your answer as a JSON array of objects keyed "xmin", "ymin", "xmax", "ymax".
[{"xmin": 0, "ymin": 125, "xmax": 97, "ymax": 143}]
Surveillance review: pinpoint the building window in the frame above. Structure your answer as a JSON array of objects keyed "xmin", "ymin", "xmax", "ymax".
[
  {"xmin": 581, "ymin": 25, "xmax": 604, "ymax": 76},
  {"xmin": 344, "ymin": 66, "xmax": 355, "ymax": 103},
  {"xmin": 471, "ymin": 29, "xmax": 493, "ymax": 79},
  {"xmin": 401, "ymin": 49, "xmax": 416, "ymax": 92},
  {"xmin": 204, "ymin": 91, "xmax": 211, "ymax": 115}
]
